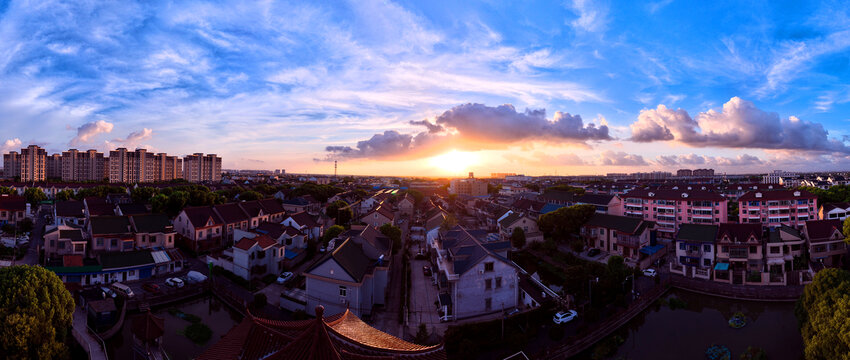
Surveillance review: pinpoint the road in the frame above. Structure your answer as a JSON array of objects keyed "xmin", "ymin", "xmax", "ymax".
[
  {"xmin": 407, "ymin": 258, "xmax": 445, "ymax": 336},
  {"xmin": 17, "ymin": 207, "xmax": 47, "ymax": 266}
]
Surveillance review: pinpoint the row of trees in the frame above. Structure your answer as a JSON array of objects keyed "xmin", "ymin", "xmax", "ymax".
[
  {"xmin": 795, "ymin": 268, "xmax": 850, "ymax": 359},
  {"xmin": 797, "ymin": 185, "xmax": 850, "ymax": 204},
  {"xmin": 538, "ymin": 204, "xmax": 597, "ymax": 240}
]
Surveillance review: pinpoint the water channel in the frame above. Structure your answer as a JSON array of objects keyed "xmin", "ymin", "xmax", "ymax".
[
  {"xmin": 611, "ymin": 289, "xmax": 803, "ymax": 359},
  {"xmin": 106, "ymin": 295, "xmax": 242, "ymax": 360}
]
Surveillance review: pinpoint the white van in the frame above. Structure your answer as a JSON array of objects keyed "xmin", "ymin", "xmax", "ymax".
[{"xmin": 110, "ymin": 282, "xmax": 135, "ymax": 298}]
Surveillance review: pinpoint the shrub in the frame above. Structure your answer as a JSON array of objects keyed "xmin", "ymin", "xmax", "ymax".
[{"xmin": 183, "ymin": 323, "xmax": 212, "ymax": 344}]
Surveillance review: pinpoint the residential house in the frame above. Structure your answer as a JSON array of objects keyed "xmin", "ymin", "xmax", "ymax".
[
  {"xmin": 99, "ymin": 250, "xmax": 156, "ymax": 283},
  {"xmin": 802, "ymin": 219, "xmax": 847, "ymax": 268},
  {"xmin": 431, "ymin": 226, "xmax": 517, "ymax": 319},
  {"xmin": 222, "ymin": 234, "xmax": 285, "ymax": 281},
  {"xmin": 539, "ymin": 190, "xmax": 576, "ymax": 206},
  {"xmin": 238, "ymin": 200, "xmax": 271, "ymax": 229},
  {"xmin": 116, "ymin": 203, "xmax": 149, "ymax": 216},
  {"xmin": 819, "ymin": 202, "xmax": 850, "ymax": 221},
  {"xmin": 765, "ymin": 225, "xmax": 806, "ymax": 273},
  {"xmin": 253, "ymin": 221, "xmax": 307, "ymax": 249},
  {"xmin": 84, "ymin": 197, "xmax": 116, "ymax": 218},
  {"xmin": 398, "ymin": 194, "xmax": 415, "ymax": 217},
  {"xmin": 738, "ymin": 190, "xmax": 817, "ymax": 229},
  {"xmin": 620, "ymin": 189, "xmax": 727, "ymax": 237},
  {"xmin": 581, "ymin": 213, "xmax": 656, "ymax": 265},
  {"xmin": 0, "ymin": 195, "xmax": 27, "ymax": 225},
  {"xmin": 129, "ymin": 214, "xmax": 176, "ymax": 249},
  {"xmin": 673, "ymin": 224, "xmax": 718, "ymax": 279},
  {"xmin": 361, "ymin": 205, "xmax": 395, "ymax": 228},
  {"xmin": 44, "ymin": 224, "xmax": 87, "ymax": 258},
  {"xmin": 88, "ymin": 216, "xmax": 134, "ymax": 255},
  {"xmin": 54, "ymin": 200, "xmax": 86, "ymax": 226},
  {"xmin": 713, "ymin": 223, "xmax": 764, "ymax": 284},
  {"xmin": 282, "ymin": 211, "xmax": 323, "ymax": 241},
  {"xmin": 498, "ymin": 212, "xmax": 543, "ymax": 245},
  {"xmin": 304, "ymin": 237, "xmax": 388, "ymax": 317},
  {"xmin": 258, "ymin": 198, "xmax": 287, "ymax": 223},
  {"xmin": 575, "ymin": 193, "xmax": 621, "ymax": 215},
  {"xmin": 173, "ymin": 206, "xmax": 224, "ymax": 252},
  {"xmin": 213, "ymin": 202, "xmax": 251, "ymax": 241},
  {"xmin": 281, "ymin": 197, "xmax": 311, "ymax": 213}
]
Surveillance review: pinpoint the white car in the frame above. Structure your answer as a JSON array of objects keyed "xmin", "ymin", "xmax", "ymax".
[
  {"xmin": 100, "ymin": 287, "xmax": 117, "ymax": 298},
  {"xmin": 277, "ymin": 272, "xmax": 294, "ymax": 284},
  {"xmin": 553, "ymin": 310, "xmax": 578, "ymax": 324},
  {"xmin": 642, "ymin": 268, "xmax": 658, "ymax": 277},
  {"xmin": 166, "ymin": 277, "xmax": 185, "ymax": 288}
]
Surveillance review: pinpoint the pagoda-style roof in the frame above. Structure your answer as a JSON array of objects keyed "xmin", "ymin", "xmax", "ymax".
[{"xmin": 197, "ymin": 306, "xmax": 445, "ymax": 360}]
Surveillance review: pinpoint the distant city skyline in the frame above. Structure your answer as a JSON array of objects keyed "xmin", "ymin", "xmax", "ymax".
[{"xmin": 1, "ymin": 1, "xmax": 850, "ymax": 176}]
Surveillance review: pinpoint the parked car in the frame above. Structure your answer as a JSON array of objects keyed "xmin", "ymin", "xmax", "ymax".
[
  {"xmin": 110, "ymin": 282, "xmax": 135, "ymax": 298},
  {"xmin": 100, "ymin": 287, "xmax": 117, "ymax": 298},
  {"xmin": 166, "ymin": 277, "xmax": 185, "ymax": 288},
  {"xmin": 587, "ymin": 248, "xmax": 601, "ymax": 257},
  {"xmin": 553, "ymin": 310, "xmax": 578, "ymax": 324},
  {"xmin": 276, "ymin": 271, "xmax": 294, "ymax": 284},
  {"xmin": 642, "ymin": 268, "xmax": 657, "ymax": 277},
  {"xmin": 143, "ymin": 283, "xmax": 161, "ymax": 294},
  {"xmin": 422, "ymin": 266, "xmax": 432, "ymax": 277},
  {"xmin": 186, "ymin": 271, "xmax": 208, "ymax": 284}
]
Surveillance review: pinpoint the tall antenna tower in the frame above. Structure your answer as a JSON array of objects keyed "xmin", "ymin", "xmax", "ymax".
[{"xmin": 334, "ymin": 160, "xmax": 338, "ymax": 178}]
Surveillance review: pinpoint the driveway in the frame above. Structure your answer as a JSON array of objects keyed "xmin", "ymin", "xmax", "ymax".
[{"xmin": 408, "ymin": 259, "xmax": 445, "ymax": 336}]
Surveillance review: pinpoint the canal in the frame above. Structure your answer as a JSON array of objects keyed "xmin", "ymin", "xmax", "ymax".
[
  {"xmin": 611, "ymin": 289, "xmax": 804, "ymax": 359},
  {"xmin": 106, "ymin": 295, "xmax": 243, "ymax": 360}
]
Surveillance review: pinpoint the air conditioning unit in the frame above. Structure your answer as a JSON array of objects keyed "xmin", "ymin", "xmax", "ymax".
[
  {"xmin": 479, "ymin": 269, "xmax": 485, "ymax": 275},
  {"xmin": 340, "ymin": 298, "xmax": 347, "ymax": 304}
]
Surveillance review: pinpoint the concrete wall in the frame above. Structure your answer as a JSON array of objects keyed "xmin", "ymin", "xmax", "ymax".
[{"xmin": 453, "ymin": 255, "xmax": 518, "ymax": 319}]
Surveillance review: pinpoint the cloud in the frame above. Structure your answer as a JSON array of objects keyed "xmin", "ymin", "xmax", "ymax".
[
  {"xmin": 105, "ymin": 128, "xmax": 153, "ymax": 150},
  {"xmin": 70, "ymin": 120, "xmax": 114, "ymax": 146},
  {"xmin": 0, "ymin": 138, "xmax": 22, "ymax": 154},
  {"xmin": 630, "ymin": 97, "xmax": 850, "ymax": 152},
  {"xmin": 568, "ymin": 0, "xmax": 608, "ymax": 33},
  {"xmin": 598, "ymin": 151, "xmax": 648, "ymax": 166},
  {"xmin": 324, "ymin": 103, "xmax": 611, "ymax": 160}
]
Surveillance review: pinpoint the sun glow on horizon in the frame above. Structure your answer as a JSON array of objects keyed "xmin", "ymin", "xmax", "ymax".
[{"xmin": 429, "ymin": 150, "xmax": 479, "ymax": 175}]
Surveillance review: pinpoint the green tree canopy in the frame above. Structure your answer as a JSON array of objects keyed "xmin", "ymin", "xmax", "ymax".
[
  {"xmin": 538, "ymin": 204, "xmax": 596, "ymax": 240},
  {"xmin": 23, "ymin": 188, "xmax": 47, "ymax": 206},
  {"xmin": 0, "ymin": 187, "xmax": 15, "ymax": 195},
  {"xmin": 440, "ymin": 213, "xmax": 458, "ymax": 231},
  {"xmin": 54, "ymin": 190, "xmax": 74, "ymax": 202},
  {"xmin": 238, "ymin": 190, "xmax": 263, "ymax": 201},
  {"xmin": 323, "ymin": 225, "xmax": 345, "ymax": 245},
  {"xmin": 0, "ymin": 265, "xmax": 75, "ymax": 359},
  {"xmin": 326, "ymin": 200, "xmax": 353, "ymax": 226},
  {"xmin": 290, "ymin": 183, "xmax": 343, "ymax": 203},
  {"xmin": 510, "ymin": 227, "xmax": 526, "ymax": 248},
  {"xmin": 795, "ymin": 268, "xmax": 850, "ymax": 359},
  {"xmin": 131, "ymin": 186, "xmax": 159, "ymax": 203},
  {"xmin": 545, "ymin": 185, "xmax": 586, "ymax": 196},
  {"xmin": 379, "ymin": 223, "xmax": 402, "ymax": 254},
  {"xmin": 844, "ymin": 217, "xmax": 850, "ymax": 245}
]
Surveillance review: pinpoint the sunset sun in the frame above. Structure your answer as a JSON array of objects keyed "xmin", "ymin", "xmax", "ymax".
[{"xmin": 429, "ymin": 150, "xmax": 479, "ymax": 174}]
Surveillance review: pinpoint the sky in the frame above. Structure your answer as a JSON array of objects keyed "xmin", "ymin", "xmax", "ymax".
[{"xmin": 1, "ymin": 0, "xmax": 850, "ymax": 177}]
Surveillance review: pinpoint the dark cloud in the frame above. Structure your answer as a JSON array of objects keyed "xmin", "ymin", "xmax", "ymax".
[
  {"xmin": 326, "ymin": 103, "xmax": 611, "ymax": 160},
  {"xmin": 630, "ymin": 97, "xmax": 849, "ymax": 152}
]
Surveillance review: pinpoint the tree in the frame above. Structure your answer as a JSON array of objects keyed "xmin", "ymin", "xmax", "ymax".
[
  {"xmin": 323, "ymin": 225, "xmax": 345, "ymax": 245},
  {"xmin": 0, "ymin": 187, "xmax": 14, "ymax": 195},
  {"xmin": 326, "ymin": 200, "xmax": 353, "ymax": 225},
  {"xmin": 380, "ymin": 223, "xmax": 402, "ymax": 254},
  {"xmin": 795, "ymin": 268, "xmax": 850, "ymax": 359},
  {"xmin": 545, "ymin": 185, "xmax": 585, "ymax": 196},
  {"xmin": 538, "ymin": 204, "xmax": 596, "ymax": 240},
  {"xmin": 54, "ymin": 190, "xmax": 74, "ymax": 202},
  {"xmin": 23, "ymin": 188, "xmax": 46, "ymax": 206},
  {"xmin": 510, "ymin": 227, "xmax": 526, "ymax": 248},
  {"xmin": 238, "ymin": 190, "xmax": 263, "ymax": 201},
  {"xmin": 415, "ymin": 323, "xmax": 429, "ymax": 344},
  {"xmin": 131, "ymin": 187, "xmax": 159, "ymax": 203},
  {"xmin": 844, "ymin": 217, "xmax": 850, "ymax": 245},
  {"xmin": 487, "ymin": 183, "xmax": 502, "ymax": 195},
  {"xmin": 0, "ymin": 265, "xmax": 75, "ymax": 359}
]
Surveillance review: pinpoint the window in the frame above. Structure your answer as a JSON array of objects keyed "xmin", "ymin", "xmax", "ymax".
[
  {"xmin": 703, "ymin": 259, "xmax": 711, "ymax": 266},
  {"xmin": 679, "ymin": 243, "xmax": 686, "ymax": 250},
  {"xmin": 484, "ymin": 262, "xmax": 494, "ymax": 272},
  {"xmin": 496, "ymin": 277, "xmax": 502, "ymax": 288},
  {"xmin": 749, "ymin": 246, "xmax": 757, "ymax": 254},
  {"xmin": 96, "ymin": 239, "xmax": 103, "ymax": 246},
  {"xmin": 111, "ymin": 239, "xmax": 118, "ymax": 247},
  {"xmin": 485, "ymin": 279, "xmax": 492, "ymax": 290},
  {"xmin": 339, "ymin": 286, "xmax": 347, "ymax": 297},
  {"xmin": 600, "ymin": 229, "xmax": 605, "ymax": 234},
  {"xmin": 129, "ymin": 270, "xmax": 135, "ymax": 276},
  {"xmin": 721, "ymin": 246, "xmax": 728, "ymax": 253},
  {"xmin": 613, "ymin": 244, "xmax": 618, "ymax": 251},
  {"xmin": 485, "ymin": 298, "xmax": 492, "ymax": 311},
  {"xmin": 770, "ymin": 246, "xmax": 780, "ymax": 254},
  {"xmin": 703, "ymin": 245, "xmax": 711, "ymax": 252}
]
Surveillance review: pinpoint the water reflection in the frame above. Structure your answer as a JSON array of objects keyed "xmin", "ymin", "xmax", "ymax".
[
  {"xmin": 106, "ymin": 295, "xmax": 242, "ymax": 360},
  {"xmin": 613, "ymin": 290, "xmax": 803, "ymax": 360}
]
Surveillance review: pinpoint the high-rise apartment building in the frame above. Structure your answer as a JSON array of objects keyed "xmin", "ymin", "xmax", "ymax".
[
  {"xmin": 154, "ymin": 153, "xmax": 183, "ymax": 181},
  {"xmin": 109, "ymin": 148, "xmax": 158, "ymax": 183},
  {"xmin": 20, "ymin": 145, "xmax": 47, "ymax": 181},
  {"xmin": 3, "ymin": 151, "xmax": 20, "ymax": 179},
  {"xmin": 183, "ymin": 153, "xmax": 222, "ymax": 183},
  {"xmin": 61, "ymin": 149, "xmax": 107, "ymax": 182},
  {"xmin": 46, "ymin": 153, "xmax": 62, "ymax": 179}
]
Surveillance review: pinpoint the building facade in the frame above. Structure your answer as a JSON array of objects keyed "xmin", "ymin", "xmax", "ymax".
[
  {"xmin": 183, "ymin": 153, "xmax": 222, "ymax": 183},
  {"xmin": 738, "ymin": 190, "xmax": 817, "ymax": 229},
  {"xmin": 620, "ymin": 189, "xmax": 727, "ymax": 236}
]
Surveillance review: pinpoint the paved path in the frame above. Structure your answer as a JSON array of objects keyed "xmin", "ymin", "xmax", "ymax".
[
  {"xmin": 670, "ymin": 274, "xmax": 804, "ymax": 302},
  {"xmin": 72, "ymin": 307, "xmax": 108, "ymax": 360},
  {"xmin": 407, "ymin": 258, "xmax": 444, "ymax": 336}
]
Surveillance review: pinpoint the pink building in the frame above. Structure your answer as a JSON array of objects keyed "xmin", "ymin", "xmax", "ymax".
[
  {"xmin": 737, "ymin": 190, "xmax": 817, "ymax": 229},
  {"xmin": 619, "ymin": 189, "xmax": 727, "ymax": 237}
]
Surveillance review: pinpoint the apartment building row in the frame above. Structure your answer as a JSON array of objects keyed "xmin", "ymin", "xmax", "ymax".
[{"xmin": 2, "ymin": 145, "xmax": 221, "ymax": 183}]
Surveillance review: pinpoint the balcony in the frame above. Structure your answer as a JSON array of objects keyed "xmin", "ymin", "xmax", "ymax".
[
  {"xmin": 729, "ymin": 249, "xmax": 749, "ymax": 259},
  {"xmin": 685, "ymin": 248, "xmax": 702, "ymax": 257},
  {"xmin": 617, "ymin": 236, "xmax": 642, "ymax": 248}
]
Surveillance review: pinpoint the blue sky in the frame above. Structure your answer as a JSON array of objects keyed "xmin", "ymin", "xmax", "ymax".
[{"xmin": 1, "ymin": 0, "xmax": 849, "ymax": 175}]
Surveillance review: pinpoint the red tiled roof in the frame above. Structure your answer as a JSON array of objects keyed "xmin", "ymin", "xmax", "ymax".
[
  {"xmin": 805, "ymin": 219, "xmax": 844, "ymax": 242},
  {"xmin": 717, "ymin": 223, "xmax": 763, "ymax": 243},
  {"xmin": 182, "ymin": 206, "xmax": 223, "ymax": 228},
  {"xmin": 0, "ymin": 195, "xmax": 26, "ymax": 211},
  {"xmin": 738, "ymin": 190, "xmax": 816, "ymax": 201},
  {"xmin": 234, "ymin": 234, "xmax": 277, "ymax": 251}
]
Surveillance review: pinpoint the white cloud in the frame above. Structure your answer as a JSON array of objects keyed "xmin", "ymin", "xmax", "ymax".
[{"xmin": 70, "ymin": 120, "xmax": 114, "ymax": 146}]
